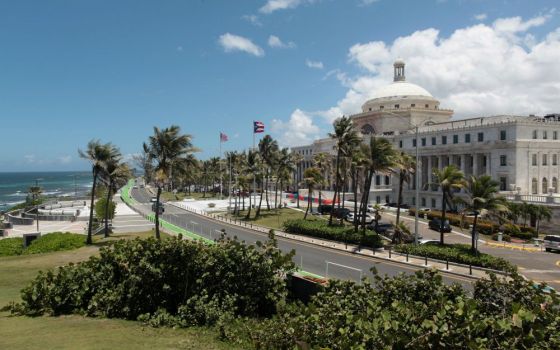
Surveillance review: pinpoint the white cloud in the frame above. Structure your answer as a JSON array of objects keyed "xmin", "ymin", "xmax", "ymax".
[
  {"xmin": 242, "ymin": 14, "xmax": 262, "ymax": 26},
  {"xmin": 218, "ymin": 33, "xmax": 265, "ymax": 57},
  {"xmin": 359, "ymin": 0, "xmax": 379, "ymax": 6},
  {"xmin": 306, "ymin": 59, "xmax": 324, "ymax": 69},
  {"xmin": 260, "ymin": 0, "xmax": 318, "ymax": 14},
  {"xmin": 474, "ymin": 13, "xmax": 487, "ymax": 21},
  {"xmin": 272, "ymin": 109, "xmax": 321, "ymax": 147},
  {"xmin": 323, "ymin": 13, "xmax": 560, "ymax": 119},
  {"xmin": 268, "ymin": 35, "xmax": 296, "ymax": 48},
  {"xmin": 24, "ymin": 154, "xmax": 36, "ymax": 164}
]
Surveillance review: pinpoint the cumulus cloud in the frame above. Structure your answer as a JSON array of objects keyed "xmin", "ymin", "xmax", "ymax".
[
  {"xmin": 242, "ymin": 14, "xmax": 262, "ymax": 26},
  {"xmin": 323, "ymin": 12, "xmax": 560, "ymax": 120},
  {"xmin": 272, "ymin": 109, "xmax": 321, "ymax": 147},
  {"xmin": 260, "ymin": 0, "xmax": 317, "ymax": 14},
  {"xmin": 306, "ymin": 59, "xmax": 324, "ymax": 69},
  {"xmin": 218, "ymin": 33, "xmax": 264, "ymax": 57},
  {"xmin": 268, "ymin": 35, "xmax": 296, "ymax": 48}
]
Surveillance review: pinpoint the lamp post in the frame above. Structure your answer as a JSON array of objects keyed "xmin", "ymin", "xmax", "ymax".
[{"xmin": 34, "ymin": 178, "xmax": 41, "ymax": 232}]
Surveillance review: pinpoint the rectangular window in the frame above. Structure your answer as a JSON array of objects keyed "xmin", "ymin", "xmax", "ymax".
[
  {"xmin": 465, "ymin": 134, "xmax": 471, "ymax": 143},
  {"xmin": 431, "ymin": 198, "xmax": 436, "ymax": 207},
  {"xmin": 385, "ymin": 176, "xmax": 390, "ymax": 185},
  {"xmin": 412, "ymin": 139, "xmax": 417, "ymax": 147},
  {"xmin": 500, "ymin": 130, "xmax": 506, "ymax": 140},
  {"xmin": 500, "ymin": 155, "xmax": 507, "ymax": 166},
  {"xmin": 499, "ymin": 177, "xmax": 507, "ymax": 191},
  {"xmin": 544, "ymin": 131, "xmax": 548, "ymax": 140},
  {"xmin": 376, "ymin": 196, "xmax": 381, "ymax": 204},
  {"xmin": 399, "ymin": 140, "xmax": 403, "ymax": 148},
  {"xmin": 394, "ymin": 104, "xmax": 399, "ymax": 109},
  {"xmin": 543, "ymin": 154, "xmax": 548, "ymax": 166},
  {"xmin": 554, "ymin": 131, "xmax": 558, "ymax": 140},
  {"xmin": 411, "ymin": 103, "xmax": 415, "ymax": 107},
  {"xmin": 483, "ymin": 156, "xmax": 487, "ymax": 167},
  {"xmin": 385, "ymin": 195, "xmax": 390, "ymax": 204},
  {"xmin": 421, "ymin": 198, "xmax": 426, "ymax": 206},
  {"xmin": 442, "ymin": 136, "xmax": 447, "ymax": 145},
  {"xmin": 478, "ymin": 132, "xmax": 484, "ymax": 142},
  {"xmin": 421, "ymin": 138, "xmax": 426, "ymax": 146},
  {"xmin": 553, "ymin": 154, "xmax": 558, "ymax": 166},
  {"xmin": 431, "ymin": 137, "xmax": 436, "ymax": 145},
  {"xmin": 425, "ymin": 104, "xmax": 429, "ymax": 108},
  {"xmin": 412, "ymin": 197, "xmax": 416, "ymax": 205},
  {"xmin": 375, "ymin": 175, "xmax": 381, "ymax": 186},
  {"xmin": 380, "ymin": 106, "xmax": 384, "ymax": 109},
  {"xmin": 453, "ymin": 135, "xmax": 459, "ymax": 144},
  {"xmin": 533, "ymin": 130, "xmax": 538, "ymax": 139},
  {"xmin": 532, "ymin": 154, "xmax": 537, "ymax": 166}
]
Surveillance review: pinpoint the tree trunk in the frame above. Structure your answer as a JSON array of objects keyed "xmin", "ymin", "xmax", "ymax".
[
  {"xmin": 342, "ymin": 171, "xmax": 347, "ymax": 209},
  {"xmin": 103, "ymin": 180, "xmax": 112, "ymax": 238},
  {"xmin": 245, "ymin": 187, "xmax": 252, "ymax": 219},
  {"xmin": 328, "ymin": 152, "xmax": 341, "ymax": 226},
  {"xmin": 155, "ymin": 185, "xmax": 162, "ymax": 240},
  {"xmin": 274, "ymin": 180, "xmax": 279, "ymax": 209},
  {"xmin": 296, "ymin": 165, "xmax": 300, "ymax": 208},
  {"xmin": 361, "ymin": 171, "xmax": 374, "ymax": 234},
  {"xmin": 86, "ymin": 170, "xmax": 98, "ymax": 245},
  {"xmin": 396, "ymin": 173, "xmax": 404, "ymax": 226},
  {"xmin": 353, "ymin": 169, "xmax": 359, "ymax": 233},
  {"xmin": 256, "ymin": 177, "xmax": 264, "ymax": 218},
  {"xmin": 304, "ymin": 188, "xmax": 312, "ymax": 219},
  {"xmin": 471, "ymin": 213, "xmax": 479, "ymax": 254},
  {"xmin": 440, "ymin": 191, "xmax": 447, "ymax": 245}
]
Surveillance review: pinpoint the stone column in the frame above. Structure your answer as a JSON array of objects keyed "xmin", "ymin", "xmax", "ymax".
[
  {"xmin": 460, "ymin": 154, "xmax": 466, "ymax": 173},
  {"xmin": 472, "ymin": 154, "xmax": 478, "ymax": 176}
]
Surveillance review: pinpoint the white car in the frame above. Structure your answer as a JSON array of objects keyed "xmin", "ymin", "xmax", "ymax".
[
  {"xmin": 346, "ymin": 212, "xmax": 375, "ymax": 224},
  {"xmin": 150, "ymin": 197, "xmax": 157, "ymax": 203}
]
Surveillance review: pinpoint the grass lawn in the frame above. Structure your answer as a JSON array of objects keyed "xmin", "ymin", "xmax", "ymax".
[
  {"xmin": 225, "ymin": 207, "xmax": 324, "ymax": 230},
  {"xmin": 161, "ymin": 191, "xmax": 219, "ymax": 201},
  {"xmin": 0, "ymin": 230, "xmax": 238, "ymax": 350}
]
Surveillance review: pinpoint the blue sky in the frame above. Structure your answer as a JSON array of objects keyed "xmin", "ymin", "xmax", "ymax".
[{"xmin": 0, "ymin": 0, "xmax": 559, "ymax": 171}]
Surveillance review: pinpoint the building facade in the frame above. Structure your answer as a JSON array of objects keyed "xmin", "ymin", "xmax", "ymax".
[{"xmin": 293, "ymin": 60, "xmax": 560, "ymax": 222}]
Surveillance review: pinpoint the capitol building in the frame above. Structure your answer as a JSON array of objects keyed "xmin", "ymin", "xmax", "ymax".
[{"xmin": 293, "ymin": 60, "xmax": 560, "ymax": 229}]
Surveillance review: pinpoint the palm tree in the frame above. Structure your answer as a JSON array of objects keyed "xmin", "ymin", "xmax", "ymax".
[
  {"xmin": 394, "ymin": 152, "xmax": 416, "ymax": 226},
  {"xmin": 79, "ymin": 140, "xmax": 120, "ymax": 245},
  {"xmin": 313, "ymin": 152, "xmax": 331, "ymax": 207},
  {"xmin": 534, "ymin": 205, "xmax": 552, "ymax": 236},
  {"xmin": 431, "ymin": 165, "xmax": 466, "ymax": 245},
  {"xmin": 276, "ymin": 148, "xmax": 294, "ymax": 209},
  {"xmin": 256, "ymin": 135, "xmax": 278, "ymax": 217},
  {"xmin": 144, "ymin": 126, "xmax": 194, "ymax": 239},
  {"xmin": 291, "ymin": 152, "xmax": 304, "ymax": 208},
  {"xmin": 456, "ymin": 175, "xmax": 508, "ymax": 253},
  {"xmin": 302, "ymin": 167, "xmax": 322, "ymax": 219},
  {"xmin": 350, "ymin": 145, "xmax": 367, "ymax": 232},
  {"xmin": 28, "ymin": 185, "xmax": 43, "ymax": 203},
  {"xmin": 359, "ymin": 137, "xmax": 397, "ymax": 232},
  {"xmin": 328, "ymin": 116, "xmax": 361, "ymax": 225},
  {"xmin": 520, "ymin": 201, "xmax": 534, "ymax": 227},
  {"xmin": 100, "ymin": 157, "xmax": 131, "ymax": 237}
]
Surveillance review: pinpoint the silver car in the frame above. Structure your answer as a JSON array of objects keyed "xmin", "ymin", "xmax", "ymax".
[{"xmin": 544, "ymin": 235, "xmax": 560, "ymax": 252}]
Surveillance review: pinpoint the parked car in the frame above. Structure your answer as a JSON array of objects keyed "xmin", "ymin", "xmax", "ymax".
[
  {"xmin": 150, "ymin": 197, "xmax": 157, "ymax": 203},
  {"xmin": 318, "ymin": 204, "xmax": 333, "ymax": 215},
  {"xmin": 428, "ymin": 218, "xmax": 451, "ymax": 232},
  {"xmin": 370, "ymin": 222, "xmax": 393, "ymax": 234},
  {"xmin": 332, "ymin": 207, "xmax": 351, "ymax": 219},
  {"xmin": 419, "ymin": 239, "xmax": 441, "ymax": 246},
  {"xmin": 544, "ymin": 235, "xmax": 560, "ymax": 252},
  {"xmin": 346, "ymin": 212, "xmax": 374, "ymax": 224}
]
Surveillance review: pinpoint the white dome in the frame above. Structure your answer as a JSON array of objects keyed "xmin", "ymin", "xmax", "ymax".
[{"xmin": 371, "ymin": 81, "xmax": 432, "ymax": 99}]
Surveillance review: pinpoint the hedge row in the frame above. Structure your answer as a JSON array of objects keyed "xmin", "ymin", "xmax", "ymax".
[
  {"xmin": 0, "ymin": 232, "xmax": 85, "ymax": 257},
  {"xmin": 409, "ymin": 208, "xmax": 539, "ymax": 241},
  {"xmin": 394, "ymin": 243, "xmax": 517, "ymax": 273},
  {"xmin": 283, "ymin": 219, "xmax": 383, "ymax": 248}
]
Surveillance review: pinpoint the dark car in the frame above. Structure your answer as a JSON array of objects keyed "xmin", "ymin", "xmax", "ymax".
[
  {"xmin": 333, "ymin": 207, "xmax": 351, "ymax": 219},
  {"xmin": 367, "ymin": 222, "xmax": 393, "ymax": 234},
  {"xmin": 318, "ymin": 204, "xmax": 333, "ymax": 215},
  {"xmin": 428, "ymin": 218, "xmax": 451, "ymax": 232}
]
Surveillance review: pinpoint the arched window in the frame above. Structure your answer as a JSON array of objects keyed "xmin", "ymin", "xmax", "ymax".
[
  {"xmin": 542, "ymin": 177, "xmax": 548, "ymax": 194},
  {"xmin": 553, "ymin": 177, "xmax": 558, "ymax": 193},
  {"xmin": 361, "ymin": 124, "xmax": 375, "ymax": 135},
  {"xmin": 532, "ymin": 178, "xmax": 538, "ymax": 194}
]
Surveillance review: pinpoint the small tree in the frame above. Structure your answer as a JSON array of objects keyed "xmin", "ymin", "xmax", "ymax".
[
  {"xmin": 95, "ymin": 197, "xmax": 116, "ymax": 223},
  {"xmin": 431, "ymin": 165, "xmax": 465, "ymax": 245},
  {"xmin": 302, "ymin": 167, "xmax": 322, "ymax": 220},
  {"xmin": 534, "ymin": 205, "xmax": 552, "ymax": 236}
]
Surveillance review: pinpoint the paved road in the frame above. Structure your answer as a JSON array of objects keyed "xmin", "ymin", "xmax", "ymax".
[
  {"xmin": 383, "ymin": 211, "xmax": 560, "ymax": 289},
  {"xmin": 130, "ymin": 188, "xmax": 476, "ymax": 289}
]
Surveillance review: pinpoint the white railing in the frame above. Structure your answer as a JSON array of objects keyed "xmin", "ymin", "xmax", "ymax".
[{"xmin": 505, "ymin": 194, "xmax": 560, "ymax": 204}]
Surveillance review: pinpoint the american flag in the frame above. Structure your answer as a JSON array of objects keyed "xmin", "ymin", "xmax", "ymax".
[
  {"xmin": 254, "ymin": 121, "xmax": 264, "ymax": 133},
  {"xmin": 220, "ymin": 132, "xmax": 228, "ymax": 142}
]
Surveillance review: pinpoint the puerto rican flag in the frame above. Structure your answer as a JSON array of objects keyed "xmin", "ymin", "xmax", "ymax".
[
  {"xmin": 254, "ymin": 121, "xmax": 265, "ymax": 133},
  {"xmin": 220, "ymin": 132, "xmax": 228, "ymax": 142}
]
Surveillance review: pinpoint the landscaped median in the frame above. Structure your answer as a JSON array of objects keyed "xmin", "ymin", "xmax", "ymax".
[
  {"xmin": 394, "ymin": 243, "xmax": 517, "ymax": 273},
  {"xmin": 283, "ymin": 219, "xmax": 383, "ymax": 249},
  {"xmin": 0, "ymin": 232, "xmax": 86, "ymax": 257}
]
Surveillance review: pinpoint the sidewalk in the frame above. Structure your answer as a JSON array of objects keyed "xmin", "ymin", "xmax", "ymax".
[{"xmin": 170, "ymin": 201, "xmax": 507, "ymax": 281}]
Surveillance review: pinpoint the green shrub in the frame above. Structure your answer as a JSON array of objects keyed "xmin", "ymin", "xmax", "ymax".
[
  {"xmin": 25, "ymin": 233, "xmax": 85, "ymax": 254},
  {"xmin": 95, "ymin": 198, "xmax": 116, "ymax": 221},
  {"xmin": 394, "ymin": 243, "xmax": 516, "ymax": 273},
  {"xmin": 0, "ymin": 237, "xmax": 24, "ymax": 256},
  {"xmin": 283, "ymin": 219, "xmax": 382, "ymax": 248},
  {"xmin": 503, "ymin": 224, "xmax": 533, "ymax": 241},
  {"xmin": 476, "ymin": 222, "xmax": 496, "ymax": 235}
]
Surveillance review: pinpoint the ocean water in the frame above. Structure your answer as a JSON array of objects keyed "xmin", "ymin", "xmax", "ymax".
[{"xmin": 0, "ymin": 171, "xmax": 93, "ymax": 210}]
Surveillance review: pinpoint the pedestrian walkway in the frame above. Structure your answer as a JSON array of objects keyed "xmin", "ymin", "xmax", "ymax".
[{"xmin": 112, "ymin": 194, "xmax": 154, "ymax": 233}]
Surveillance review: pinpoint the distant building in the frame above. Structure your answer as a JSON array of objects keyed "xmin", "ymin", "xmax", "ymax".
[{"xmin": 293, "ymin": 60, "xmax": 560, "ymax": 231}]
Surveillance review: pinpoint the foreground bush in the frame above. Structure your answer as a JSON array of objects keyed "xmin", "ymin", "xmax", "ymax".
[
  {"xmin": 0, "ymin": 233, "xmax": 85, "ymax": 257},
  {"xmin": 394, "ymin": 243, "xmax": 516, "ymax": 273},
  {"xmin": 283, "ymin": 219, "xmax": 382, "ymax": 248},
  {"xmin": 10, "ymin": 236, "xmax": 295, "ymax": 324},
  {"xmin": 226, "ymin": 270, "xmax": 559, "ymax": 349}
]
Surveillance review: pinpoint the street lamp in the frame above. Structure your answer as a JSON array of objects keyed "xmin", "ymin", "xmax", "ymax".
[{"xmin": 34, "ymin": 178, "xmax": 42, "ymax": 232}]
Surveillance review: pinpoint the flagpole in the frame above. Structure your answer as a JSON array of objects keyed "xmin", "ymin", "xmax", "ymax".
[
  {"xmin": 228, "ymin": 154, "xmax": 232, "ymax": 213},
  {"xmin": 253, "ymin": 123, "xmax": 256, "ymax": 210},
  {"xmin": 219, "ymin": 133, "xmax": 223, "ymax": 200}
]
